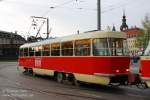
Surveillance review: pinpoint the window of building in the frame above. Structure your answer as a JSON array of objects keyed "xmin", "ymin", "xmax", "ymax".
[
  {"xmin": 62, "ymin": 41, "xmax": 73, "ymax": 56},
  {"xmin": 35, "ymin": 46, "xmax": 42, "ymax": 56},
  {"xmin": 93, "ymin": 38, "xmax": 109, "ymax": 56},
  {"xmin": 42, "ymin": 44, "xmax": 50, "ymax": 56},
  {"xmin": 29, "ymin": 47, "xmax": 35, "ymax": 56},
  {"xmin": 23, "ymin": 48, "xmax": 28, "ymax": 56},
  {"xmin": 51, "ymin": 43, "xmax": 60, "ymax": 56},
  {"xmin": 75, "ymin": 39, "xmax": 91, "ymax": 56}
]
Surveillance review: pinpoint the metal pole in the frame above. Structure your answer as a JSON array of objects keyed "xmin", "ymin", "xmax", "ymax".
[
  {"xmin": 97, "ymin": 0, "xmax": 101, "ymax": 30},
  {"xmin": 47, "ymin": 18, "xmax": 49, "ymax": 39}
]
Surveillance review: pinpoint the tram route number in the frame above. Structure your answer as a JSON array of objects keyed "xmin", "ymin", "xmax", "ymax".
[{"xmin": 35, "ymin": 58, "xmax": 41, "ymax": 67}]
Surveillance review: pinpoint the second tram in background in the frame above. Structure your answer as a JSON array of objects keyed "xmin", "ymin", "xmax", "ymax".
[
  {"xmin": 139, "ymin": 42, "xmax": 150, "ymax": 88},
  {"xmin": 18, "ymin": 31, "xmax": 130, "ymax": 86}
]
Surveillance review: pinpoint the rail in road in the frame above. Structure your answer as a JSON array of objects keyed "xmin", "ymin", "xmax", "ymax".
[{"xmin": 0, "ymin": 62, "xmax": 150, "ymax": 100}]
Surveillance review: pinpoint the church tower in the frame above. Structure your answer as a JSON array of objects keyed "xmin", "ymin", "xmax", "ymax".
[{"xmin": 120, "ymin": 11, "xmax": 128, "ymax": 31}]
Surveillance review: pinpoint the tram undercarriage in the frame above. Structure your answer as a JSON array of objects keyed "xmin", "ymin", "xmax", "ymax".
[
  {"xmin": 19, "ymin": 66, "xmax": 150, "ymax": 90},
  {"xmin": 109, "ymin": 75, "xmax": 128, "ymax": 86}
]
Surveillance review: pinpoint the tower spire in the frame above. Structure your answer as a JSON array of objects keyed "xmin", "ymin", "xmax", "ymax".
[
  {"xmin": 120, "ymin": 10, "xmax": 128, "ymax": 31},
  {"xmin": 123, "ymin": 9, "xmax": 125, "ymax": 16}
]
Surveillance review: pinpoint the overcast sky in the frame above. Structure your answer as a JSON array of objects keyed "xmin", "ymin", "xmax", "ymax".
[{"xmin": 0, "ymin": 0, "xmax": 150, "ymax": 38}]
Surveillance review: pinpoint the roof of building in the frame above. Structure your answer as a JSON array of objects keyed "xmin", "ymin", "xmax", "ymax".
[
  {"xmin": 123, "ymin": 27, "xmax": 141, "ymax": 36},
  {"xmin": 0, "ymin": 30, "xmax": 26, "ymax": 41}
]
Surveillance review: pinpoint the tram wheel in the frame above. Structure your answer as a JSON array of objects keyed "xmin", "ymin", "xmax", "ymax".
[
  {"xmin": 56, "ymin": 72, "xmax": 64, "ymax": 83},
  {"xmin": 28, "ymin": 68, "xmax": 33, "ymax": 75},
  {"xmin": 23, "ymin": 68, "xmax": 28, "ymax": 75}
]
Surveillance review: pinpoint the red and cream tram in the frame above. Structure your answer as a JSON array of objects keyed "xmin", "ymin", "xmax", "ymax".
[
  {"xmin": 140, "ymin": 43, "xmax": 150, "ymax": 88},
  {"xmin": 18, "ymin": 31, "xmax": 130, "ymax": 86}
]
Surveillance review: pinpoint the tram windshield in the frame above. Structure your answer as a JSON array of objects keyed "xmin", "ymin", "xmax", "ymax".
[{"xmin": 93, "ymin": 38, "xmax": 128, "ymax": 56}]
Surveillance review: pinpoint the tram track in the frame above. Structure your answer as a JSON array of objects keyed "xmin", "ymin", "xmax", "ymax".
[
  {"xmin": 2, "ymin": 74, "xmax": 148, "ymax": 100},
  {"xmin": 0, "ymin": 88, "xmax": 24, "ymax": 100},
  {"xmin": 2, "ymin": 94, "xmax": 24, "ymax": 100},
  {"xmin": 0, "ymin": 73, "xmax": 105, "ymax": 100},
  {"xmin": 1, "ymin": 71, "xmax": 148, "ymax": 100},
  {"xmin": 0, "ymin": 85, "xmax": 105, "ymax": 100},
  {"xmin": 0, "ymin": 74, "xmax": 150, "ymax": 100},
  {"xmin": 1, "ymin": 63, "xmax": 150, "ymax": 100}
]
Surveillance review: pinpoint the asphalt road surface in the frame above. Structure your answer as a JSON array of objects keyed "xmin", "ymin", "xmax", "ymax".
[{"xmin": 0, "ymin": 62, "xmax": 150, "ymax": 100}]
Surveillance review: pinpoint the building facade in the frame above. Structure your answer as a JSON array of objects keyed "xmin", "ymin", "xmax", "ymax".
[
  {"xmin": 0, "ymin": 31, "xmax": 26, "ymax": 60},
  {"xmin": 120, "ymin": 13, "xmax": 141, "ymax": 56},
  {"xmin": 123, "ymin": 28, "xmax": 141, "ymax": 56}
]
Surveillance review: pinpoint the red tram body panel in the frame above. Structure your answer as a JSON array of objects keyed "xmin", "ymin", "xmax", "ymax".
[
  {"xmin": 19, "ymin": 56, "xmax": 129, "ymax": 75},
  {"xmin": 140, "ymin": 56, "xmax": 150, "ymax": 87},
  {"xmin": 139, "ymin": 42, "xmax": 150, "ymax": 88},
  {"xmin": 140, "ymin": 59, "xmax": 150, "ymax": 78}
]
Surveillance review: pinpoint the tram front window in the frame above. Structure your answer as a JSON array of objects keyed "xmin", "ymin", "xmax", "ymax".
[
  {"xmin": 93, "ymin": 38, "xmax": 128, "ymax": 56},
  {"xmin": 108, "ymin": 38, "xmax": 128, "ymax": 56}
]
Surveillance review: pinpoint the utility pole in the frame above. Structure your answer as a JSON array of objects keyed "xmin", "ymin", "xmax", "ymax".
[
  {"xmin": 97, "ymin": 0, "xmax": 101, "ymax": 30},
  {"xmin": 46, "ymin": 18, "xmax": 49, "ymax": 39}
]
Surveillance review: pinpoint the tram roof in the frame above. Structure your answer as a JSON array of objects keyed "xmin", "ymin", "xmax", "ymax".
[{"xmin": 20, "ymin": 31, "xmax": 126, "ymax": 48}]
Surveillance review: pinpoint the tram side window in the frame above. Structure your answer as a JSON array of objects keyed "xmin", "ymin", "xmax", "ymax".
[
  {"xmin": 75, "ymin": 39, "xmax": 91, "ymax": 56},
  {"xmin": 93, "ymin": 38, "xmax": 109, "ymax": 56},
  {"xmin": 35, "ymin": 46, "xmax": 42, "ymax": 56},
  {"xmin": 29, "ymin": 47, "xmax": 35, "ymax": 56},
  {"xmin": 19, "ymin": 48, "xmax": 24, "ymax": 57},
  {"xmin": 62, "ymin": 41, "xmax": 73, "ymax": 56},
  {"xmin": 24, "ymin": 48, "xmax": 29, "ymax": 56},
  {"xmin": 51, "ymin": 43, "xmax": 60, "ymax": 56},
  {"xmin": 42, "ymin": 44, "xmax": 50, "ymax": 56}
]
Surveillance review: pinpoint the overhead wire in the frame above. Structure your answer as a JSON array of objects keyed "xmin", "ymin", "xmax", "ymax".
[
  {"xmin": 55, "ymin": 0, "xmax": 141, "ymax": 14},
  {"xmin": 42, "ymin": 0, "xmax": 80, "ymax": 17},
  {"xmin": 51, "ymin": 0, "xmax": 76, "ymax": 8},
  {"xmin": 102, "ymin": 0, "xmax": 143, "ymax": 14},
  {"xmin": 39, "ymin": 0, "xmax": 143, "ymax": 36}
]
